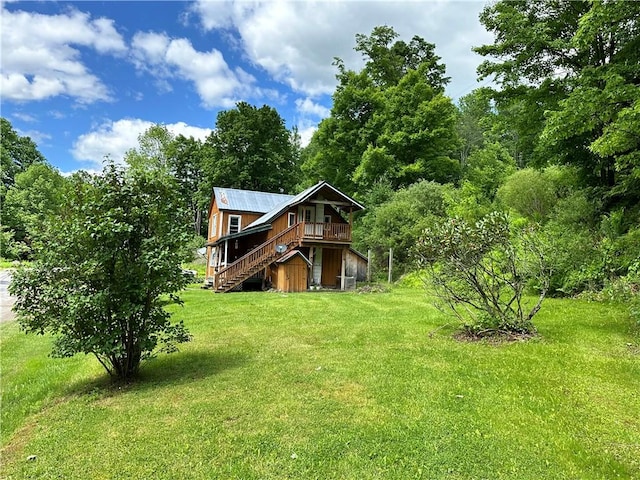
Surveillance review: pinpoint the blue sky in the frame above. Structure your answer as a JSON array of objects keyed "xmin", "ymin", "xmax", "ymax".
[{"xmin": 1, "ymin": 1, "xmax": 493, "ymax": 174}]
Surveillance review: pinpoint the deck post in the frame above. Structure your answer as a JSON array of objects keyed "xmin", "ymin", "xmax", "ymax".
[
  {"xmin": 341, "ymin": 248, "xmax": 347, "ymax": 291},
  {"xmin": 349, "ymin": 208, "xmax": 353, "ymax": 240},
  {"xmin": 309, "ymin": 247, "xmax": 315, "ymax": 286}
]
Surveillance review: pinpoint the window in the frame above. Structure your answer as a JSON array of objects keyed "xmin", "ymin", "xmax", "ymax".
[
  {"xmin": 210, "ymin": 214, "xmax": 217, "ymax": 238},
  {"xmin": 324, "ymin": 215, "xmax": 331, "ymax": 224},
  {"xmin": 288, "ymin": 212, "xmax": 296, "ymax": 227},
  {"xmin": 209, "ymin": 247, "xmax": 217, "ymax": 267},
  {"xmin": 228, "ymin": 215, "xmax": 241, "ymax": 234}
]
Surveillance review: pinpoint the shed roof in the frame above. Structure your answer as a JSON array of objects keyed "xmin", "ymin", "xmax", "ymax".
[
  {"xmin": 213, "ymin": 187, "xmax": 293, "ymax": 214},
  {"xmin": 276, "ymin": 249, "xmax": 312, "ymax": 266}
]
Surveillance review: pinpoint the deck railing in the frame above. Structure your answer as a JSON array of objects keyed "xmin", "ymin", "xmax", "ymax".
[{"xmin": 301, "ymin": 222, "xmax": 351, "ymax": 242}]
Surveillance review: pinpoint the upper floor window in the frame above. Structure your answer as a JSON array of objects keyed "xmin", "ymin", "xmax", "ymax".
[
  {"xmin": 210, "ymin": 213, "xmax": 218, "ymax": 238},
  {"xmin": 288, "ymin": 212, "xmax": 296, "ymax": 227},
  {"xmin": 228, "ymin": 215, "xmax": 241, "ymax": 234}
]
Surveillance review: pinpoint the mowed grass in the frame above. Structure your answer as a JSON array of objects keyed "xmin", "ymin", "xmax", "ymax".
[{"xmin": 1, "ymin": 287, "xmax": 638, "ymax": 479}]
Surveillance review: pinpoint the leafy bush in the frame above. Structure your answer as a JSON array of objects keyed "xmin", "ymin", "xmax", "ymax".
[
  {"xmin": 354, "ymin": 180, "xmax": 451, "ymax": 279},
  {"xmin": 10, "ymin": 163, "xmax": 192, "ymax": 380},
  {"xmin": 497, "ymin": 169, "xmax": 557, "ymax": 222},
  {"xmin": 415, "ymin": 212, "xmax": 550, "ymax": 336}
]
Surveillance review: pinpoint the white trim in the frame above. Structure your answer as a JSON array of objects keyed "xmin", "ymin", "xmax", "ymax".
[
  {"xmin": 228, "ymin": 214, "xmax": 241, "ymax": 234},
  {"xmin": 210, "ymin": 213, "xmax": 218, "ymax": 238},
  {"xmin": 288, "ymin": 212, "xmax": 296, "ymax": 227}
]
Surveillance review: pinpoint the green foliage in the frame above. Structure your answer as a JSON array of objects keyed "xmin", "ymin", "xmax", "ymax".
[
  {"xmin": 0, "ymin": 117, "xmax": 46, "ymax": 193},
  {"xmin": 303, "ymin": 26, "xmax": 459, "ymax": 197},
  {"xmin": 126, "ymin": 125, "xmax": 210, "ymax": 236},
  {"xmin": 354, "ymin": 181, "xmax": 451, "ymax": 279},
  {"xmin": 9, "ymin": 163, "xmax": 192, "ymax": 380},
  {"xmin": 0, "ymin": 118, "xmax": 49, "ymax": 259},
  {"xmin": 456, "ymin": 88, "xmax": 498, "ymax": 166},
  {"xmin": 415, "ymin": 212, "xmax": 550, "ymax": 335},
  {"xmin": 1, "ymin": 163, "xmax": 67, "ymax": 259},
  {"xmin": 606, "ymin": 260, "xmax": 640, "ymax": 329},
  {"xmin": 497, "ymin": 169, "xmax": 557, "ymax": 222},
  {"xmin": 167, "ymin": 135, "xmax": 210, "ymax": 236},
  {"xmin": 203, "ymin": 102, "xmax": 301, "ymax": 194},
  {"xmin": 354, "ymin": 25, "xmax": 450, "ymax": 89},
  {"xmin": 475, "ymin": 1, "xmax": 640, "ymax": 209},
  {"xmin": 463, "ymin": 142, "xmax": 515, "ymax": 201},
  {"xmin": 444, "ymin": 181, "xmax": 493, "ymax": 223}
]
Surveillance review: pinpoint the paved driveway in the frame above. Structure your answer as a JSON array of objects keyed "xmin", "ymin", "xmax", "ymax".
[{"xmin": 0, "ymin": 270, "xmax": 16, "ymax": 323}]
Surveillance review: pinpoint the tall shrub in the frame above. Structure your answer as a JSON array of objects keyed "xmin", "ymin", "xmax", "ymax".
[
  {"xmin": 415, "ymin": 212, "xmax": 551, "ymax": 336},
  {"xmin": 10, "ymin": 163, "xmax": 192, "ymax": 380}
]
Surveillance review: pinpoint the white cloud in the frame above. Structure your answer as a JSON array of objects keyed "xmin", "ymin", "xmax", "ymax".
[
  {"xmin": 72, "ymin": 118, "xmax": 213, "ymax": 168},
  {"xmin": 295, "ymin": 97, "xmax": 330, "ymax": 118},
  {"xmin": 16, "ymin": 129, "xmax": 52, "ymax": 147},
  {"xmin": 192, "ymin": 0, "xmax": 493, "ymax": 100},
  {"xmin": 294, "ymin": 97, "xmax": 330, "ymax": 146},
  {"xmin": 131, "ymin": 31, "xmax": 255, "ymax": 108},
  {"xmin": 0, "ymin": 6, "xmax": 126, "ymax": 103},
  {"xmin": 12, "ymin": 112, "xmax": 37, "ymax": 123},
  {"xmin": 297, "ymin": 123, "xmax": 317, "ymax": 149}
]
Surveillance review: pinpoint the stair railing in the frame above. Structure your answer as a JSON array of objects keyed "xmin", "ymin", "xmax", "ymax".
[{"xmin": 214, "ymin": 222, "xmax": 302, "ymax": 291}]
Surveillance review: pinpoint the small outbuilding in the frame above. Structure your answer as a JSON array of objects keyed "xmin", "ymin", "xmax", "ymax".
[{"xmin": 271, "ymin": 250, "xmax": 311, "ymax": 293}]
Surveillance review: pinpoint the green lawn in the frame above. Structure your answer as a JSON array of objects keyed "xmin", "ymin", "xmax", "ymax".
[{"xmin": 1, "ymin": 287, "xmax": 638, "ymax": 479}]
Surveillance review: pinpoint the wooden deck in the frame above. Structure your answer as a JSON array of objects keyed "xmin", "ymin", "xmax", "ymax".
[{"xmin": 300, "ymin": 222, "xmax": 351, "ymax": 243}]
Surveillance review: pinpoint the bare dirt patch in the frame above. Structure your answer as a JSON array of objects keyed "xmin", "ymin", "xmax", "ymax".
[{"xmin": 453, "ymin": 330, "xmax": 539, "ymax": 345}]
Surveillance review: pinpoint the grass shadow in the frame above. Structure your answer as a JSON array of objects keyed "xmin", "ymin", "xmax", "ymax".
[{"xmin": 64, "ymin": 349, "xmax": 249, "ymax": 398}]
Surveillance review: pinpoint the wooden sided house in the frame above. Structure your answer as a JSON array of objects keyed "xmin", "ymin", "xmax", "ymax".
[{"xmin": 205, "ymin": 181, "xmax": 368, "ymax": 293}]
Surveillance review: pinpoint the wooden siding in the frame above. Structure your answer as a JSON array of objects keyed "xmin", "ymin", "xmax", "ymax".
[
  {"xmin": 321, "ymin": 248, "xmax": 342, "ymax": 287},
  {"xmin": 346, "ymin": 250, "xmax": 368, "ymax": 281},
  {"xmin": 266, "ymin": 208, "xmax": 296, "ymax": 241},
  {"xmin": 323, "ymin": 205, "xmax": 346, "ymax": 223},
  {"xmin": 273, "ymin": 256, "xmax": 309, "ymax": 292}
]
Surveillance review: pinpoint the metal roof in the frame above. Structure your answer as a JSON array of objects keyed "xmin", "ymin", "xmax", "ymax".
[{"xmin": 213, "ymin": 187, "xmax": 293, "ymax": 213}]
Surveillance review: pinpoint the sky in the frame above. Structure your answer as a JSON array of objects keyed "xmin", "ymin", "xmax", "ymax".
[{"xmin": 1, "ymin": 0, "xmax": 494, "ymax": 174}]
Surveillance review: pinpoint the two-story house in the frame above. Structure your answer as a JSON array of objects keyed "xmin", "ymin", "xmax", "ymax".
[{"xmin": 205, "ymin": 181, "xmax": 367, "ymax": 292}]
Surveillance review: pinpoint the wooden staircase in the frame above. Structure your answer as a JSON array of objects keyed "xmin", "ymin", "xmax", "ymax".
[{"xmin": 214, "ymin": 223, "xmax": 303, "ymax": 293}]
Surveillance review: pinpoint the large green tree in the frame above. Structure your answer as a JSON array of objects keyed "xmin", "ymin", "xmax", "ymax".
[
  {"xmin": 126, "ymin": 125, "xmax": 209, "ymax": 236},
  {"xmin": 203, "ymin": 102, "xmax": 301, "ymax": 193},
  {"xmin": 475, "ymin": 0, "xmax": 640, "ymax": 208},
  {"xmin": 1, "ymin": 118, "xmax": 46, "ymax": 194},
  {"xmin": 2, "ymin": 163, "xmax": 67, "ymax": 258},
  {"xmin": 1, "ymin": 118, "xmax": 48, "ymax": 255},
  {"xmin": 302, "ymin": 26, "xmax": 459, "ymax": 197},
  {"xmin": 10, "ymin": 163, "xmax": 192, "ymax": 380},
  {"xmin": 167, "ymin": 134, "xmax": 209, "ymax": 236}
]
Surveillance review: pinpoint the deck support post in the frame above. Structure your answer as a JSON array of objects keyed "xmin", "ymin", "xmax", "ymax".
[{"xmin": 341, "ymin": 248, "xmax": 347, "ymax": 291}]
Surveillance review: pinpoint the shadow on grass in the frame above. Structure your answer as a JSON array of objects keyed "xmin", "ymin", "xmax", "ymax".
[{"xmin": 64, "ymin": 348, "xmax": 249, "ymax": 398}]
